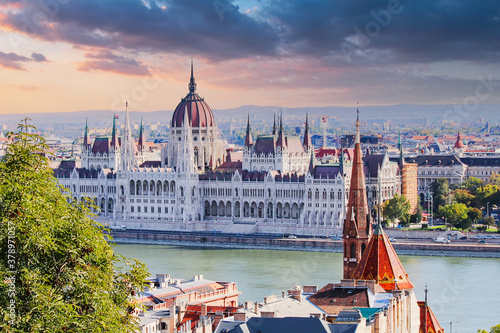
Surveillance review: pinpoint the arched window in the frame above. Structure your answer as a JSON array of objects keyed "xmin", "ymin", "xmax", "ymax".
[
  {"xmin": 350, "ymin": 243, "xmax": 356, "ymax": 259},
  {"xmin": 308, "ymin": 189, "xmax": 312, "ymax": 199},
  {"xmin": 361, "ymin": 243, "xmax": 366, "ymax": 255}
]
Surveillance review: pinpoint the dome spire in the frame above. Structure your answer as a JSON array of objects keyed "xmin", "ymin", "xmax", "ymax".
[
  {"xmin": 245, "ymin": 113, "xmax": 253, "ymax": 148},
  {"xmin": 188, "ymin": 59, "xmax": 197, "ymax": 93}
]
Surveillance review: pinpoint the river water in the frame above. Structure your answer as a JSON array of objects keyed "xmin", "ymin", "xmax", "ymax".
[{"xmin": 114, "ymin": 244, "xmax": 500, "ymax": 332}]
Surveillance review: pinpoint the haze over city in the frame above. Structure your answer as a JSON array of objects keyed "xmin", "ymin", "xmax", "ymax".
[{"xmin": 1, "ymin": 0, "xmax": 500, "ymax": 115}]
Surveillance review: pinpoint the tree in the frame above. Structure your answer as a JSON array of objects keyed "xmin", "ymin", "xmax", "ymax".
[
  {"xmin": 0, "ymin": 120, "xmax": 148, "ymax": 332},
  {"xmin": 490, "ymin": 172, "xmax": 500, "ymax": 186},
  {"xmin": 410, "ymin": 203, "xmax": 423, "ymax": 224},
  {"xmin": 438, "ymin": 203, "xmax": 469, "ymax": 229},
  {"xmin": 483, "ymin": 216, "xmax": 496, "ymax": 226},
  {"xmin": 467, "ymin": 207, "xmax": 482, "ymax": 224},
  {"xmin": 453, "ymin": 188, "xmax": 475, "ymax": 206},
  {"xmin": 478, "ymin": 324, "xmax": 500, "ymax": 333},
  {"xmin": 383, "ymin": 193, "xmax": 411, "ymax": 227},
  {"xmin": 430, "ymin": 178, "xmax": 449, "ymax": 213},
  {"xmin": 461, "ymin": 176, "xmax": 484, "ymax": 192}
]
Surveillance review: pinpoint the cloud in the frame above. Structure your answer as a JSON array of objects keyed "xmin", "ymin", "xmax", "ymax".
[
  {"xmin": 0, "ymin": 51, "xmax": 48, "ymax": 70},
  {"xmin": 261, "ymin": 0, "xmax": 500, "ymax": 65},
  {"xmin": 31, "ymin": 52, "xmax": 47, "ymax": 62},
  {"xmin": 76, "ymin": 50, "xmax": 151, "ymax": 76},
  {"xmin": 0, "ymin": 0, "xmax": 280, "ymax": 61}
]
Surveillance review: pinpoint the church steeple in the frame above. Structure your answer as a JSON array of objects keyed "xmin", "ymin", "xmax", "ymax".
[
  {"xmin": 343, "ymin": 109, "xmax": 372, "ymax": 279},
  {"xmin": 83, "ymin": 117, "xmax": 91, "ymax": 149},
  {"xmin": 303, "ymin": 113, "xmax": 312, "ymax": 151},
  {"xmin": 276, "ymin": 112, "xmax": 286, "ymax": 149},
  {"xmin": 111, "ymin": 114, "xmax": 119, "ymax": 149},
  {"xmin": 188, "ymin": 59, "xmax": 197, "ymax": 94},
  {"xmin": 244, "ymin": 113, "xmax": 253, "ymax": 148},
  {"xmin": 138, "ymin": 117, "xmax": 146, "ymax": 151},
  {"xmin": 121, "ymin": 102, "xmax": 136, "ymax": 171}
]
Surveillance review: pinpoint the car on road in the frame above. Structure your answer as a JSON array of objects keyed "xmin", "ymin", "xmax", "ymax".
[
  {"xmin": 389, "ymin": 238, "xmax": 397, "ymax": 242},
  {"xmin": 288, "ymin": 235, "xmax": 297, "ymax": 239},
  {"xmin": 434, "ymin": 237, "xmax": 450, "ymax": 243},
  {"xmin": 459, "ymin": 236, "xmax": 468, "ymax": 240},
  {"xmin": 120, "ymin": 225, "xmax": 127, "ymax": 231},
  {"xmin": 478, "ymin": 240, "xmax": 487, "ymax": 244}
]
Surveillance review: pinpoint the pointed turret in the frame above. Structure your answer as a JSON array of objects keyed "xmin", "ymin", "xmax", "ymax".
[
  {"xmin": 276, "ymin": 112, "xmax": 286, "ymax": 149},
  {"xmin": 351, "ymin": 220, "xmax": 413, "ymax": 291},
  {"xmin": 244, "ymin": 114, "xmax": 253, "ymax": 148},
  {"xmin": 303, "ymin": 113, "xmax": 312, "ymax": 151},
  {"xmin": 111, "ymin": 114, "xmax": 119, "ymax": 148},
  {"xmin": 83, "ymin": 117, "xmax": 91, "ymax": 149},
  {"xmin": 138, "ymin": 117, "xmax": 146, "ymax": 151},
  {"xmin": 120, "ymin": 102, "xmax": 136, "ymax": 171},
  {"xmin": 343, "ymin": 109, "xmax": 372, "ymax": 279},
  {"xmin": 308, "ymin": 149, "xmax": 315, "ymax": 174}
]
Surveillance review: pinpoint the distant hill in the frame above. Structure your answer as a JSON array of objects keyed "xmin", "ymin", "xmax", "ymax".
[{"xmin": 1, "ymin": 104, "xmax": 498, "ymax": 127}]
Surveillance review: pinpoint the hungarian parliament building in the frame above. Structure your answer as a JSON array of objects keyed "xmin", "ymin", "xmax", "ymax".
[{"xmin": 54, "ymin": 66, "xmax": 405, "ymax": 235}]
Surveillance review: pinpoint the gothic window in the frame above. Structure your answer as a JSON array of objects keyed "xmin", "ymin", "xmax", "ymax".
[
  {"xmin": 308, "ymin": 189, "xmax": 312, "ymax": 199},
  {"xmin": 361, "ymin": 243, "xmax": 366, "ymax": 255},
  {"xmin": 350, "ymin": 243, "xmax": 356, "ymax": 259},
  {"xmin": 315, "ymin": 189, "xmax": 319, "ymax": 200},
  {"xmin": 323, "ymin": 190, "xmax": 327, "ymax": 200}
]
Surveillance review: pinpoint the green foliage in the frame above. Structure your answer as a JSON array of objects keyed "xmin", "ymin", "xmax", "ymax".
[
  {"xmin": 430, "ymin": 178, "xmax": 449, "ymax": 212},
  {"xmin": 0, "ymin": 120, "xmax": 148, "ymax": 332},
  {"xmin": 438, "ymin": 203, "xmax": 469, "ymax": 229},
  {"xmin": 483, "ymin": 216, "xmax": 496, "ymax": 226},
  {"xmin": 382, "ymin": 193, "xmax": 411, "ymax": 227},
  {"xmin": 409, "ymin": 203, "xmax": 423, "ymax": 224},
  {"xmin": 467, "ymin": 207, "xmax": 482, "ymax": 224},
  {"xmin": 453, "ymin": 188, "xmax": 475, "ymax": 206},
  {"xmin": 478, "ymin": 324, "xmax": 500, "ymax": 333},
  {"xmin": 490, "ymin": 172, "xmax": 500, "ymax": 186},
  {"xmin": 461, "ymin": 177, "xmax": 484, "ymax": 192}
]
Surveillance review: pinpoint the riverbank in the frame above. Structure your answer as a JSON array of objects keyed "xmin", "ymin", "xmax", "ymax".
[{"xmin": 109, "ymin": 230, "xmax": 500, "ymax": 258}]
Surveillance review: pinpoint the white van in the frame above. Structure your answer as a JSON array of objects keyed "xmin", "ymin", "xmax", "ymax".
[{"xmin": 434, "ymin": 237, "xmax": 450, "ymax": 243}]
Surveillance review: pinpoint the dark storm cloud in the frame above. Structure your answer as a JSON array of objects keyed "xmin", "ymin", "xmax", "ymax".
[
  {"xmin": 2, "ymin": 0, "xmax": 498, "ymax": 66},
  {"xmin": 0, "ymin": 51, "xmax": 47, "ymax": 70},
  {"xmin": 262, "ymin": 0, "xmax": 500, "ymax": 64},
  {"xmin": 2, "ymin": 0, "xmax": 280, "ymax": 61}
]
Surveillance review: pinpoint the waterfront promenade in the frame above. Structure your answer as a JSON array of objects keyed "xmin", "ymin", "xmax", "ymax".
[{"xmin": 109, "ymin": 229, "xmax": 500, "ymax": 258}]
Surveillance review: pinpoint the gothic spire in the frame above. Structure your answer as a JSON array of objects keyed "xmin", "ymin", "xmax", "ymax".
[
  {"xmin": 276, "ymin": 111, "xmax": 286, "ymax": 149},
  {"xmin": 343, "ymin": 109, "xmax": 371, "ymax": 279},
  {"xmin": 303, "ymin": 112, "xmax": 312, "ymax": 151},
  {"xmin": 83, "ymin": 117, "xmax": 90, "ymax": 148},
  {"xmin": 398, "ymin": 131, "xmax": 404, "ymax": 169},
  {"xmin": 308, "ymin": 149, "xmax": 315, "ymax": 174},
  {"xmin": 188, "ymin": 59, "xmax": 197, "ymax": 93},
  {"xmin": 138, "ymin": 116, "xmax": 146, "ymax": 151},
  {"xmin": 244, "ymin": 113, "xmax": 253, "ymax": 148},
  {"xmin": 111, "ymin": 113, "xmax": 119, "ymax": 148},
  {"xmin": 121, "ymin": 101, "xmax": 136, "ymax": 171}
]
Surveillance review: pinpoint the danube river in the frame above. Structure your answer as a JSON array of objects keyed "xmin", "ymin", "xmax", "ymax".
[{"xmin": 114, "ymin": 244, "xmax": 500, "ymax": 332}]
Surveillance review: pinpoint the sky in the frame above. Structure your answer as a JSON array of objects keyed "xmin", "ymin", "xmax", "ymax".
[{"xmin": 1, "ymin": 0, "xmax": 500, "ymax": 114}]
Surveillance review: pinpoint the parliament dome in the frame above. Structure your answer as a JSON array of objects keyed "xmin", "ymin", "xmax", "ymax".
[{"xmin": 171, "ymin": 63, "xmax": 215, "ymax": 128}]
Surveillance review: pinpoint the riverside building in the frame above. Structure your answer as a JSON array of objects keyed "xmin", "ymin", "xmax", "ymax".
[{"xmin": 53, "ymin": 65, "xmax": 405, "ymax": 236}]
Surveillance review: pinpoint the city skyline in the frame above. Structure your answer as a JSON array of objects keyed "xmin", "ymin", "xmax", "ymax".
[{"xmin": 1, "ymin": 0, "xmax": 500, "ymax": 114}]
